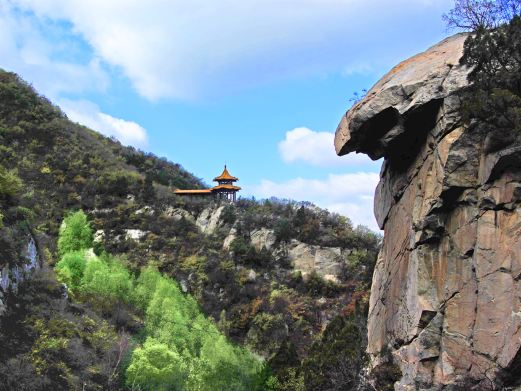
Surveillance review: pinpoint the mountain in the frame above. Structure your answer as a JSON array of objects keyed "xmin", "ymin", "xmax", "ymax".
[{"xmin": 0, "ymin": 69, "xmax": 379, "ymax": 390}]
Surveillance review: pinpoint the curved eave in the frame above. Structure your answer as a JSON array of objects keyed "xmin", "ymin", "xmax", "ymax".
[{"xmin": 211, "ymin": 185, "xmax": 241, "ymax": 191}]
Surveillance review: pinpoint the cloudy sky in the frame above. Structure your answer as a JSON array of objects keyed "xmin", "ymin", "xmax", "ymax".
[{"xmin": 1, "ymin": 0, "xmax": 454, "ymax": 230}]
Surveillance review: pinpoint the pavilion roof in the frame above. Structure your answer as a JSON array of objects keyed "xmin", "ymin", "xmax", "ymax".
[
  {"xmin": 212, "ymin": 184, "xmax": 241, "ymax": 191},
  {"xmin": 213, "ymin": 165, "xmax": 238, "ymax": 182}
]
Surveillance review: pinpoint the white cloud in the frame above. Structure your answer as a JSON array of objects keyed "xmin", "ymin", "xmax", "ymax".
[
  {"xmin": 9, "ymin": 0, "xmax": 454, "ymax": 101},
  {"xmin": 59, "ymin": 99, "xmax": 148, "ymax": 147},
  {"xmin": 0, "ymin": 3, "xmax": 108, "ymax": 99},
  {"xmin": 243, "ymin": 172, "xmax": 381, "ymax": 230},
  {"xmin": 279, "ymin": 127, "xmax": 374, "ymax": 167},
  {"xmin": 0, "ymin": 4, "xmax": 147, "ymax": 147}
]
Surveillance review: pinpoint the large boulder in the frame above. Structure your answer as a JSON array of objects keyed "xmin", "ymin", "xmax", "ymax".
[{"xmin": 335, "ymin": 33, "xmax": 521, "ymax": 389}]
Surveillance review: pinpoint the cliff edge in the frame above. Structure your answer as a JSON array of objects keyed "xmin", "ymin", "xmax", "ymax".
[{"xmin": 335, "ymin": 33, "xmax": 521, "ymax": 390}]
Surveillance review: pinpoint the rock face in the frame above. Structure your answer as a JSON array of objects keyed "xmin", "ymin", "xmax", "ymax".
[
  {"xmin": 287, "ymin": 240, "xmax": 345, "ymax": 283},
  {"xmin": 223, "ymin": 227, "xmax": 237, "ymax": 250},
  {"xmin": 335, "ymin": 33, "xmax": 521, "ymax": 389},
  {"xmin": 196, "ymin": 206, "xmax": 225, "ymax": 234},
  {"xmin": 0, "ymin": 235, "xmax": 40, "ymax": 317},
  {"xmin": 250, "ymin": 228, "xmax": 276, "ymax": 251},
  {"xmin": 164, "ymin": 206, "xmax": 195, "ymax": 223}
]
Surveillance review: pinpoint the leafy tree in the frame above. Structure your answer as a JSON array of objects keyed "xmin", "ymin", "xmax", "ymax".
[
  {"xmin": 132, "ymin": 266, "xmax": 163, "ymax": 311},
  {"xmin": 274, "ymin": 218, "xmax": 294, "ymax": 244},
  {"xmin": 230, "ymin": 236, "xmax": 254, "ymax": 261},
  {"xmin": 125, "ymin": 337, "xmax": 187, "ymax": 390},
  {"xmin": 57, "ymin": 210, "xmax": 93, "ymax": 255},
  {"xmin": 145, "ymin": 279, "xmax": 194, "ymax": 352},
  {"xmin": 80, "ymin": 256, "xmax": 134, "ymax": 302},
  {"xmin": 55, "ymin": 251, "xmax": 87, "ymax": 290}
]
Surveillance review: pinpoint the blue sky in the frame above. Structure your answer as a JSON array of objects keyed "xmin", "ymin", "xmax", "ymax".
[{"xmin": 1, "ymin": 0, "xmax": 454, "ymax": 230}]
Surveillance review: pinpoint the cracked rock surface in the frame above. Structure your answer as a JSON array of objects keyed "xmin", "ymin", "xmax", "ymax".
[{"xmin": 335, "ymin": 33, "xmax": 521, "ymax": 390}]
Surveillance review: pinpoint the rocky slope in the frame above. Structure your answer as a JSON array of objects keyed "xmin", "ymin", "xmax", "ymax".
[{"xmin": 335, "ymin": 33, "xmax": 521, "ymax": 389}]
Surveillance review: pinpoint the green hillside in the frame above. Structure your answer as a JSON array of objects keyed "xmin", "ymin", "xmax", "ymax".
[{"xmin": 0, "ymin": 69, "xmax": 379, "ymax": 390}]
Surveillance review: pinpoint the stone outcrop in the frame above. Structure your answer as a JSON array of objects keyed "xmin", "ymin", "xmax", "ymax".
[
  {"xmin": 124, "ymin": 229, "xmax": 148, "ymax": 241},
  {"xmin": 196, "ymin": 206, "xmax": 225, "ymax": 234},
  {"xmin": 287, "ymin": 240, "xmax": 346, "ymax": 283},
  {"xmin": 335, "ymin": 33, "xmax": 521, "ymax": 390},
  {"xmin": 0, "ymin": 235, "xmax": 40, "ymax": 317},
  {"xmin": 250, "ymin": 228, "xmax": 276, "ymax": 251},
  {"xmin": 223, "ymin": 227, "xmax": 238, "ymax": 250},
  {"xmin": 164, "ymin": 206, "xmax": 195, "ymax": 223}
]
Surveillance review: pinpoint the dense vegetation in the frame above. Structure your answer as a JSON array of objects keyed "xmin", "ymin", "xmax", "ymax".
[
  {"xmin": 56, "ymin": 211, "xmax": 267, "ymax": 391},
  {"xmin": 0, "ymin": 69, "xmax": 380, "ymax": 390}
]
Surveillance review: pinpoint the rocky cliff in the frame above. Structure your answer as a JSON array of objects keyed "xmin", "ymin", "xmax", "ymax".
[{"xmin": 335, "ymin": 33, "xmax": 521, "ymax": 390}]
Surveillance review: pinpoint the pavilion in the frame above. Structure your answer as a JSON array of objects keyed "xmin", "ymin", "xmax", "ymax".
[{"xmin": 174, "ymin": 165, "xmax": 241, "ymax": 202}]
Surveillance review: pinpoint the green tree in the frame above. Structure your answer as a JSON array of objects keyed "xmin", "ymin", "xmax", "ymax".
[
  {"xmin": 133, "ymin": 266, "xmax": 163, "ymax": 311},
  {"xmin": 80, "ymin": 256, "xmax": 134, "ymax": 302},
  {"xmin": 55, "ymin": 251, "xmax": 87, "ymax": 290},
  {"xmin": 125, "ymin": 338, "xmax": 188, "ymax": 390},
  {"xmin": 274, "ymin": 218, "xmax": 294, "ymax": 244},
  {"xmin": 57, "ymin": 210, "xmax": 93, "ymax": 255}
]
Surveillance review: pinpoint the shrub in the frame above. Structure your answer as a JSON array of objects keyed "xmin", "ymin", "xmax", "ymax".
[{"xmin": 0, "ymin": 165, "xmax": 22, "ymax": 198}]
